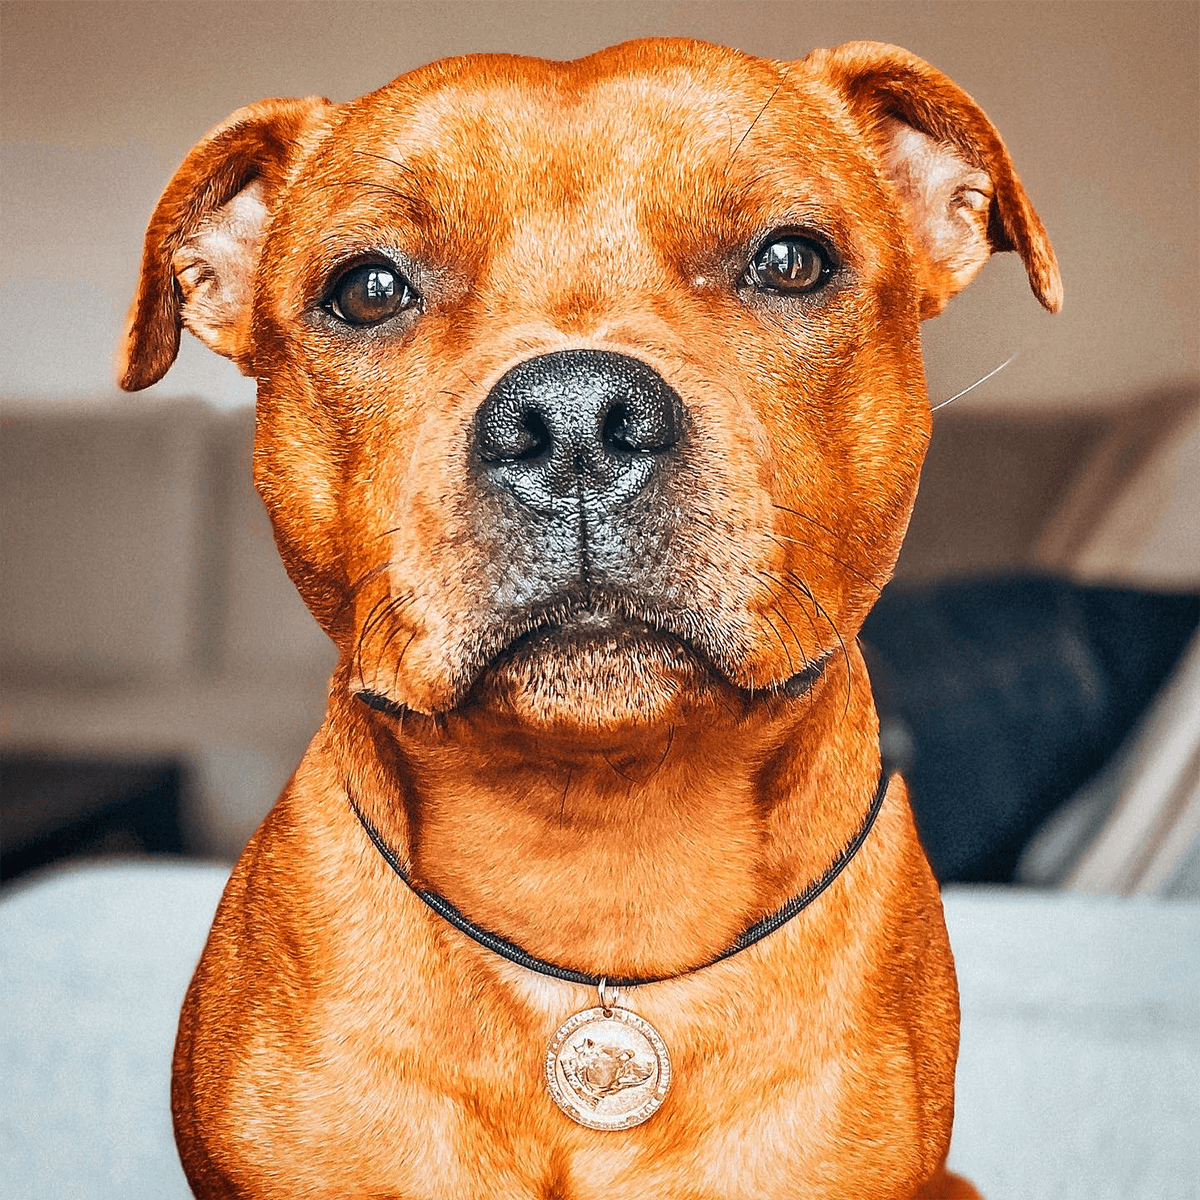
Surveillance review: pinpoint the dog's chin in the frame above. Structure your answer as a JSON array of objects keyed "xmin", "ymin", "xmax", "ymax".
[{"xmin": 469, "ymin": 616, "xmax": 710, "ymax": 733}]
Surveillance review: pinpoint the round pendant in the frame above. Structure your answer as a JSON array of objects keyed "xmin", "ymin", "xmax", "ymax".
[{"xmin": 545, "ymin": 1005, "xmax": 671, "ymax": 1130}]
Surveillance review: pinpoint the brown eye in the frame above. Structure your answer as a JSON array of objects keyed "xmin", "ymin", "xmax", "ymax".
[
  {"xmin": 747, "ymin": 235, "xmax": 833, "ymax": 294},
  {"xmin": 325, "ymin": 262, "xmax": 418, "ymax": 325}
]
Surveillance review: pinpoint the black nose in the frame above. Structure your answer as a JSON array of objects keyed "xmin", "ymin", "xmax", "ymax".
[{"xmin": 474, "ymin": 350, "xmax": 683, "ymax": 513}]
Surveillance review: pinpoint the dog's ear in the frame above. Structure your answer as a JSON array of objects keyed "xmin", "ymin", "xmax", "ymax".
[
  {"xmin": 118, "ymin": 96, "xmax": 331, "ymax": 391},
  {"xmin": 810, "ymin": 42, "xmax": 1062, "ymax": 318}
]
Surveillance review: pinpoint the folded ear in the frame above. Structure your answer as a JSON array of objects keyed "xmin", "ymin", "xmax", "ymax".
[
  {"xmin": 810, "ymin": 42, "xmax": 1062, "ymax": 318},
  {"xmin": 117, "ymin": 95, "xmax": 331, "ymax": 391}
]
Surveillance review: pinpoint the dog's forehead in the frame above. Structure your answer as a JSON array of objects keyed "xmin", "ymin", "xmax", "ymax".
[
  {"xmin": 353, "ymin": 43, "xmax": 796, "ymax": 144},
  {"xmin": 279, "ymin": 51, "xmax": 877, "ymax": 278},
  {"xmin": 361, "ymin": 62, "xmax": 777, "ymax": 162},
  {"xmin": 326, "ymin": 52, "xmax": 852, "ymax": 193}
]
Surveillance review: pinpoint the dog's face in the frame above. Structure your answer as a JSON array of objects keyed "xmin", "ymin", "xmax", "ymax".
[{"xmin": 120, "ymin": 40, "xmax": 1058, "ymax": 738}]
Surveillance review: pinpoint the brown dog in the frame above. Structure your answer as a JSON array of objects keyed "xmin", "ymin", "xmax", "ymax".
[{"xmin": 119, "ymin": 38, "xmax": 1058, "ymax": 1199}]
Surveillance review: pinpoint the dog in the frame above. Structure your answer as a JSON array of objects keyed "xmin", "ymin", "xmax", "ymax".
[{"xmin": 119, "ymin": 37, "xmax": 1059, "ymax": 1199}]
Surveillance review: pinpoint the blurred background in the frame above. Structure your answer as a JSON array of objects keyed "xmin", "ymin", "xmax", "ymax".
[{"xmin": 2, "ymin": 0, "xmax": 1198, "ymax": 891}]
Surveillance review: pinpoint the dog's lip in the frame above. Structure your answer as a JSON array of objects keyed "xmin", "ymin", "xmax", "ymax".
[
  {"xmin": 480, "ymin": 602, "xmax": 706, "ymax": 674},
  {"xmin": 779, "ymin": 656, "xmax": 827, "ymax": 697},
  {"xmin": 356, "ymin": 688, "xmax": 410, "ymax": 718},
  {"xmin": 507, "ymin": 607, "xmax": 673, "ymax": 648}
]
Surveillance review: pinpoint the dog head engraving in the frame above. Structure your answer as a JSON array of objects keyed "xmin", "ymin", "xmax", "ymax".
[
  {"xmin": 562, "ymin": 1037, "xmax": 655, "ymax": 1107},
  {"xmin": 118, "ymin": 40, "xmax": 1058, "ymax": 736}
]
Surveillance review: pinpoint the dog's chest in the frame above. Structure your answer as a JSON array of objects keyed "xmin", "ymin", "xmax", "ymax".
[{"xmin": 236, "ymin": 972, "xmax": 925, "ymax": 1200}]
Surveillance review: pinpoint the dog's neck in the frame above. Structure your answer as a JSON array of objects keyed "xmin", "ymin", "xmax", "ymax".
[{"xmin": 335, "ymin": 648, "xmax": 882, "ymax": 979}]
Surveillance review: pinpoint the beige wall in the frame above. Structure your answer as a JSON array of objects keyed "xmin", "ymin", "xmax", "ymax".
[{"xmin": 2, "ymin": 0, "xmax": 1197, "ymax": 414}]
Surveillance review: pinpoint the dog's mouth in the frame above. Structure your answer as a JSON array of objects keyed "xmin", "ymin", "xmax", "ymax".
[
  {"xmin": 473, "ymin": 593, "xmax": 710, "ymax": 687},
  {"xmin": 499, "ymin": 606, "xmax": 692, "ymax": 659},
  {"xmin": 464, "ymin": 603, "xmax": 709, "ymax": 728},
  {"xmin": 354, "ymin": 588, "xmax": 829, "ymax": 727}
]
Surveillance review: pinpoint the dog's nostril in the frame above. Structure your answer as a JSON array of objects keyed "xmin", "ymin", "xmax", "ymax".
[
  {"xmin": 479, "ymin": 405, "xmax": 552, "ymax": 464},
  {"xmin": 513, "ymin": 411, "xmax": 551, "ymax": 461},
  {"xmin": 604, "ymin": 388, "xmax": 678, "ymax": 454},
  {"xmin": 601, "ymin": 402, "xmax": 631, "ymax": 451}
]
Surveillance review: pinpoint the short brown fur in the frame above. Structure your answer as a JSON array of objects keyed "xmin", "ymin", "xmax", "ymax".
[{"xmin": 121, "ymin": 38, "xmax": 1058, "ymax": 1199}]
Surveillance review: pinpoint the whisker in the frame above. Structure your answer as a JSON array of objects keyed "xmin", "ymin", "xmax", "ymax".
[
  {"xmin": 785, "ymin": 570, "xmax": 853, "ymax": 716},
  {"xmin": 931, "ymin": 350, "xmax": 1022, "ymax": 414},
  {"xmin": 354, "ymin": 592, "xmax": 392, "ymax": 680},
  {"xmin": 308, "ymin": 176, "xmax": 430, "ymax": 223},
  {"xmin": 603, "ymin": 755, "xmax": 637, "ymax": 783},
  {"xmin": 761, "ymin": 604, "xmax": 797, "ymax": 676},
  {"xmin": 360, "ymin": 590, "xmax": 412, "ymax": 655},
  {"xmin": 331, "ymin": 559, "xmax": 399, "ymax": 623},
  {"xmin": 558, "ymin": 768, "xmax": 574, "ymax": 826},
  {"xmin": 756, "ymin": 572, "xmax": 815, "ymax": 667},
  {"xmin": 767, "ymin": 518, "xmax": 883, "ymax": 595},
  {"xmin": 759, "ymin": 568, "xmax": 820, "ymax": 645},
  {"xmin": 351, "ymin": 150, "xmax": 417, "ymax": 175},
  {"xmin": 728, "ymin": 68, "xmax": 790, "ymax": 163},
  {"xmin": 652, "ymin": 724, "xmax": 676, "ymax": 778},
  {"xmin": 389, "ymin": 628, "xmax": 420, "ymax": 697},
  {"xmin": 358, "ymin": 591, "xmax": 416, "ymax": 687}
]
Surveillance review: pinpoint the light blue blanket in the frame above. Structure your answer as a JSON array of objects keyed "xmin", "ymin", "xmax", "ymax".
[{"xmin": 3, "ymin": 862, "xmax": 1197, "ymax": 1199}]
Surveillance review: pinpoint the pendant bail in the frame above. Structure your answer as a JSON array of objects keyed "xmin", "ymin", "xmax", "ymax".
[{"xmin": 598, "ymin": 976, "xmax": 621, "ymax": 1014}]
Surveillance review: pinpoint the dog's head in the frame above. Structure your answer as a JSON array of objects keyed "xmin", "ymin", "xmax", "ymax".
[{"xmin": 119, "ymin": 40, "xmax": 1058, "ymax": 737}]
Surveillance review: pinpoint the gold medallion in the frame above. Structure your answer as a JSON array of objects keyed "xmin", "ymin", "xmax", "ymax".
[{"xmin": 545, "ymin": 984, "xmax": 671, "ymax": 1130}]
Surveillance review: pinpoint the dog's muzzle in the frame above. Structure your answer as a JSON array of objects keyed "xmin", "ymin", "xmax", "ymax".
[{"xmin": 472, "ymin": 349, "xmax": 689, "ymax": 607}]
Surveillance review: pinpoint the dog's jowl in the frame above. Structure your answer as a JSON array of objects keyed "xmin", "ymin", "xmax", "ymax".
[{"xmin": 120, "ymin": 38, "xmax": 1058, "ymax": 1200}]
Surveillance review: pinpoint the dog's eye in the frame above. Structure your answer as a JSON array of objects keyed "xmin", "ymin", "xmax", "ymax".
[
  {"xmin": 746, "ymin": 236, "xmax": 833, "ymax": 294},
  {"xmin": 324, "ymin": 262, "xmax": 419, "ymax": 325}
]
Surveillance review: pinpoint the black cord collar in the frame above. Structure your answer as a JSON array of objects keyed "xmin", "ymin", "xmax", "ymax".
[{"xmin": 348, "ymin": 766, "xmax": 891, "ymax": 990}]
